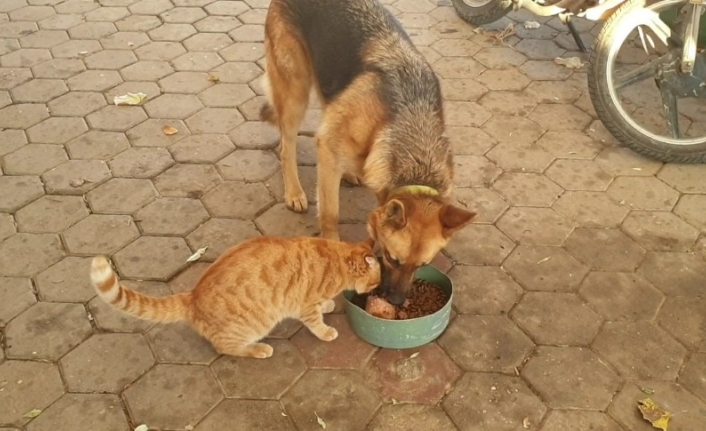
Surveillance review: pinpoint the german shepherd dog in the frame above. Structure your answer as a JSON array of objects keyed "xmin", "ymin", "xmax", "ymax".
[{"xmin": 261, "ymin": 0, "xmax": 476, "ymax": 304}]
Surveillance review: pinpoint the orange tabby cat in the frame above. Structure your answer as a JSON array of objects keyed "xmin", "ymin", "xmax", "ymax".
[{"xmin": 91, "ymin": 236, "xmax": 380, "ymax": 358}]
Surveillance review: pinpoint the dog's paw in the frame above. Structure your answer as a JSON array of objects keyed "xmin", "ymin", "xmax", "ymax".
[
  {"xmin": 285, "ymin": 192, "xmax": 308, "ymax": 213},
  {"xmin": 320, "ymin": 326, "xmax": 338, "ymax": 342},
  {"xmin": 321, "ymin": 299, "xmax": 336, "ymax": 314}
]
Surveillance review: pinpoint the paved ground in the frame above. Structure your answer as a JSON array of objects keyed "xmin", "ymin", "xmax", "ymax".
[{"xmin": 1, "ymin": 0, "xmax": 706, "ymax": 430}]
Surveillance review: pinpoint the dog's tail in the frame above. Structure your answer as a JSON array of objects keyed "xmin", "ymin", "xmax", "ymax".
[{"xmin": 91, "ymin": 256, "xmax": 191, "ymax": 323}]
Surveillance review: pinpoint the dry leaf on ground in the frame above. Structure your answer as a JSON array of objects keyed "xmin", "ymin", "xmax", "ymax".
[
  {"xmin": 162, "ymin": 125, "xmax": 178, "ymax": 136},
  {"xmin": 23, "ymin": 409, "xmax": 42, "ymax": 419},
  {"xmin": 113, "ymin": 92, "xmax": 148, "ymax": 106},
  {"xmin": 207, "ymin": 74, "xmax": 220, "ymax": 82},
  {"xmin": 186, "ymin": 247, "xmax": 209, "ymax": 263},
  {"xmin": 638, "ymin": 398, "xmax": 672, "ymax": 431},
  {"xmin": 315, "ymin": 412, "xmax": 326, "ymax": 429},
  {"xmin": 481, "ymin": 23, "xmax": 516, "ymax": 43},
  {"xmin": 554, "ymin": 57, "xmax": 584, "ymax": 69}
]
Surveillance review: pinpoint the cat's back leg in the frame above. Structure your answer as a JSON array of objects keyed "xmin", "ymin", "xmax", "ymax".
[{"xmin": 211, "ymin": 330, "xmax": 274, "ymax": 359}]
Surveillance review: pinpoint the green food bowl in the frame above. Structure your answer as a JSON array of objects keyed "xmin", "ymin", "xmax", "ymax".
[{"xmin": 343, "ymin": 264, "xmax": 453, "ymax": 349}]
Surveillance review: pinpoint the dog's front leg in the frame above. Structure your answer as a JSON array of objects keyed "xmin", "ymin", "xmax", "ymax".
[{"xmin": 316, "ymin": 141, "xmax": 342, "ymax": 241}]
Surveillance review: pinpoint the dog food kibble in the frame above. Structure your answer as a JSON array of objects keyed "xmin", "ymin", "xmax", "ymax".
[{"xmin": 356, "ymin": 279, "xmax": 448, "ymax": 320}]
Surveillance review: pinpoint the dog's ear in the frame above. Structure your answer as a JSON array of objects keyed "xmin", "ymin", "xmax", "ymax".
[
  {"xmin": 439, "ymin": 204, "xmax": 476, "ymax": 238},
  {"xmin": 383, "ymin": 199, "xmax": 406, "ymax": 229}
]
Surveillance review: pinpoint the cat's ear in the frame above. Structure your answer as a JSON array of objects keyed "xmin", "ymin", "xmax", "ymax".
[{"xmin": 365, "ymin": 255, "xmax": 378, "ymax": 267}]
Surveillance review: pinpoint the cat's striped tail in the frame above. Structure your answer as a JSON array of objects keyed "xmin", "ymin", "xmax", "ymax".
[{"xmin": 91, "ymin": 256, "xmax": 191, "ymax": 323}]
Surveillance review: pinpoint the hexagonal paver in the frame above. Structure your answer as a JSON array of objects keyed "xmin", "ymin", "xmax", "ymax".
[
  {"xmin": 486, "ymin": 141, "xmax": 555, "ymax": 173},
  {"xmin": 172, "ymin": 51, "xmax": 225, "ymax": 71},
  {"xmin": 35, "ymin": 256, "xmax": 95, "ymax": 302},
  {"xmin": 609, "ymin": 381, "xmax": 706, "ymax": 430},
  {"xmin": 529, "ymin": 104, "xmax": 591, "ymax": 131},
  {"xmin": 553, "ymin": 190, "xmax": 629, "ymax": 228},
  {"xmin": 680, "ymin": 353, "xmax": 706, "ymax": 403},
  {"xmin": 444, "ymin": 101, "xmax": 491, "ymax": 127},
  {"xmin": 201, "ymin": 181, "xmax": 273, "ymax": 219},
  {"xmin": 48, "ymin": 91, "xmax": 107, "ymax": 117},
  {"xmin": 62, "ymin": 214, "xmax": 139, "ymax": 255},
  {"xmin": 86, "ymin": 178, "xmax": 157, "ymax": 214},
  {"xmin": 476, "ymin": 69, "xmax": 530, "ymax": 91},
  {"xmin": 564, "ymin": 228, "xmax": 646, "ymax": 271},
  {"xmin": 5, "ymin": 302, "xmax": 92, "ymax": 360},
  {"xmin": 639, "ymin": 251, "xmax": 706, "ymax": 296},
  {"xmin": 0, "ymin": 233, "xmax": 64, "ymax": 277},
  {"xmin": 159, "ymin": 71, "xmax": 213, "ymax": 93},
  {"xmin": 211, "ymin": 339, "xmax": 306, "ymax": 398},
  {"xmin": 512, "ymin": 292, "xmax": 602, "ymax": 345},
  {"xmin": 113, "ymin": 236, "xmax": 192, "ymax": 280},
  {"xmin": 453, "ymin": 187, "xmax": 508, "ymax": 224},
  {"xmin": 0, "ymin": 277, "xmax": 36, "ymax": 326},
  {"xmin": 198, "ymin": 83, "xmax": 254, "ymax": 107},
  {"xmin": 290, "ymin": 314, "xmax": 377, "ymax": 370},
  {"xmin": 522, "ymin": 346, "xmax": 621, "ymax": 409},
  {"xmin": 0, "ymin": 103, "xmax": 49, "ymax": 129},
  {"xmin": 503, "ymin": 245, "xmax": 589, "ymax": 291},
  {"xmin": 228, "ymin": 120, "xmax": 279, "ymax": 149},
  {"xmin": 109, "ymin": 147, "xmax": 175, "ymax": 178},
  {"xmin": 515, "ymin": 39, "xmax": 566, "ymax": 60},
  {"xmin": 536, "ymin": 130, "xmax": 604, "ymax": 159},
  {"xmin": 169, "ymin": 134, "xmax": 235, "ymax": 163},
  {"xmin": 657, "ymin": 163, "xmax": 706, "ymax": 193},
  {"xmin": 674, "ymin": 194, "xmax": 706, "ymax": 232},
  {"xmin": 215, "ymin": 149, "xmax": 278, "ymax": 182},
  {"xmin": 497, "ymin": 207, "xmax": 573, "ymax": 246},
  {"xmin": 449, "ymin": 265, "xmax": 522, "ymax": 314},
  {"xmin": 441, "ymin": 78, "xmax": 488, "ymax": 102},
  {"xmin": 281, "ymin": 369, "xmax": 380, "ymax": 430},
  {"xmin": 153, "ymin": 163, "xmax": 222, "ymax": 198},
  {"xmin": 14, "ymin": 195, "xmax": 88, "ymax": 234},
  {"xmin": 0, "ymin": 214, "xmax": 15, "ymax": 242},
  {"xmin": 363, "ymin": 343, "xmax": 460, "ymax": 404},
  {"xmin": 622, "ymin": 211, "xmax": 699, "ymax": 252},
  {"xmin": 1, "ymin": 48, "xmax": 52, "ymax": 68},
  {"xmin": 438, "ymin": 315, "xmax": 533, "ymax": 373},
  {"xmin": 194, "ymin": 16, "xmax": 243, "ymax": 33},
  {"xmin": 186, "ymin": 107, "xmax": 245, "ymax": 133},
  {"xmin": 593, "ymin": 321, "xmax": 687, "ymax": 380},
  {"xmin": 161, "ymin": 6, "xmax": 207, "ymax": 24},
  {"xmin": 367, "ymin": 404, "xmax": 456, "ymax": 430},
  {"xmin": 607, "ymin": 177, "xmax": 679, "ymax": 211},
  {"xmin": 10, "ymin": 78, "xmax": 67, "ymax": 103},
  {"xmin": 452, "ymin": 155, "xmax": 502, "ymax": 188},
  {"xmin": 123, "ymin": 364, "xmax": 223, "ymax": 430},
  {"xmin": 0, "ymin": 361, "xmax": 64, "ymax": 427},
  {"xmin": 444, "ymin": 224, "xmax": 515, "ymax": 265},
  {"xmin": 255, "ymin": 203, "xmax": 319, "ymax": 237},
  {"xmin": 442, "ymin": 372, "xmax": 547, "ymax": 431},
  {"xmin": 24, "ymin": 394, "xmax": 129, "ymax": 431},
  {"xmin": 86, "ymin": 106, "xmax": 148, "ymax": 131},
  {"xmin": 491, "ymin": 172, "xmax": 562, "ymax": 207},
  {"xmin": 66, "ymin": 70, "xmax": 123, "ymax": 92},
  {"xmin": 194, "ymin": 400, "xmax": 293, "ymax": 431},
  {"xmin": 147, "ymin": 322, "xmax": 218, "ymax": 364},
  {"xmin": 126, "ymin": 119, "xmax": 189, "ymax": 147},
  {"xmin": 545, "ymin": 159, "xmax": 613, "ymax": 191},
  {"xmin": 0, "ymin": 176, "xmax": 44, "ymax": 213},
  {"xmin": 148, "ymin": 23, "xmax": 197, "ymax": 41},
  {"xmin": 482, "ymin": 114, "xmax": 544, "ymax": 145},
  {"xmin": 27, "ymin": 117, "xmax": 88, "ymax": 145},
  {"xmin": 60, "ymin": 333, "xmax": 155, "ymax": 392},
  {"xmin": 658, "ymin": 296, "xmax": 706, "ymax": 350},
  {"xmin": 133, "ymin": 197, "xmax": 208, "ymax": 235},
  {"xmin": 144, "ymin": 93, "xmax": 203, "ymax": 119},
  {"xmin": 541, "ymin": 410, "xmax": 623, "ymax": 431},
  {"xmin": 0, "ymin": 129, "xmax": 27, "ymax": 157},
  {"xmin": 88, "ymin": 280, "xmax": 170, "ymax": 333},
  {"xmin": 2, "ymin": 143, "xmax": 67, "ymax": 175},
  {"xmin": 580, "ymin": 271, "xmax": 663, "ymax": 321},
  {"xmin": 65, "ymin": 130, "xmax": 128, "ymax": 160},
  {"xmin": 135, "ymin": 40, "xmax": 186, "ymax": 60}
]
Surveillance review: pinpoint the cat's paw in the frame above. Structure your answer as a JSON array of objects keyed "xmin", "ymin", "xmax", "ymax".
[
  {"xmin": 321, "ymin": 299, "xmax": 336, "ymax": 314},
  {"xmin": 321, "ymin": 326, "xmax": 338, "ymax": 342},
  {"xmin": 250, "ymin": 343, "xmax": 274, "ymax": 359}
]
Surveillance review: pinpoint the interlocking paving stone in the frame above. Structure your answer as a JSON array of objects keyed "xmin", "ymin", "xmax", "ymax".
[
  {"xmin": 0, "ymin": 361, "xmax": 65, "ymax": 427},
  {"xmin": 2, "ymin": 2, "xmax": 706, "ymax": 426}
]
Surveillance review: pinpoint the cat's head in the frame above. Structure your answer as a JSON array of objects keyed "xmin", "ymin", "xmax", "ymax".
[
  {"xmin": 346, "ymin": 243, "xmax": 382, "ymax": 294},
  {"xmin": 366, "ymin": 195, "xmax": 475, "ymax": 305}
]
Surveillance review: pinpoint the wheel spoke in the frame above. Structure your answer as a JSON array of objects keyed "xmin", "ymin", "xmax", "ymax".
[
  {"xmin": 615, "ymin": 55, "xmax": 668, "ymax": 90},
  {"xmin": 659, "ymin": 84, "xmax": 680, "ymax": 138}
]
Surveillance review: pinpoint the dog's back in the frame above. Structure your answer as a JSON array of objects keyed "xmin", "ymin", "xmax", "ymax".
[{"xmin": 271, "ymin": 0, "xmax": 443, "ymax": 119}]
